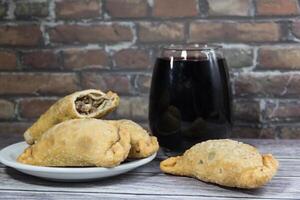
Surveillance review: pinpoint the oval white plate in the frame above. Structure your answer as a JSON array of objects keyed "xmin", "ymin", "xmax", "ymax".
[{"xmin": 0, "ymin": 142, "xmax": 156, "ymax": 182}]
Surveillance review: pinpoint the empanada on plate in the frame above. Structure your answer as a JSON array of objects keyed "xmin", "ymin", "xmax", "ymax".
[
  {"xmin": 18, "ymin": 119, "xmax": 131, "ymax": 167},
  {"xmin": 24, "ymin": 89, "xmax": 119, "ymax": 145},
  {"xmin": 107, "ymin": 120, "xmax": 159, "ymax": 159},
  {"xmin": 160, "ymin": 139, "xmax": 278, "ymax": 189}
]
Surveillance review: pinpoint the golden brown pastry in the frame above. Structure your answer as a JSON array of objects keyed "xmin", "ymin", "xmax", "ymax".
[
  {"xmin": 24, "ymin": 89, "xmax": 119, "ymax": 145},
  {"xmin": 18, "ymin": 119, "xmax": 131, "ymax": 167},
  {"xmin": 107, "ymin": 120, "xmax": 159, "ymax": 158},
  {"xmin": 160, "ymin": 139, "xmax": 278, "ymax": 189}
]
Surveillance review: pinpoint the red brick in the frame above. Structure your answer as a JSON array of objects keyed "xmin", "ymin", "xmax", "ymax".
[
  {"xmin": 234, "ymin": 73, "xmax": 300, "ymax": 97},
  {"xmin": 0, "ymin": 3, "xmax": 6, "ymax": 18},
  {"xmin": 106, "ymin": 0, "xmax": 148, "ymax": 18},
  {"xmin": 0, "ymin": 122, "xmax": 31, "ymax": 136},
  {"xmin": 265, "ymin": 100, "xmax": 300, "ymax": 122},
  {"xmin": 113, "ymin": 49, "xmax": 151, "ymax": 69},
  {"xmin": 0, "ymin": 122, "xmax": 31, "ymax": 148},
  {"xmin": 256, "ymin": 0, "xmax": 299, "ymax": 16},
  {"xmin": 279, "ymin": 127, "xmax": 300, "ymax": 139},
  {"xmin": 153, "ymin": 0, "xmax": 198, "ymax": 18},
  {"xmin": 19, "ymin": 98, "xmax": 57, "ymax": 119},
  {"xmin": 131, "ymin": 97, "xmax": 148, "ymax": 120},
  {"xmin": 136, "ymin": 74, "xmax": 151, "ymax": 93},
  {"xmin": 258, "ymin": 48, "xmax": 300, "ymax": 70},
  {"xmin": 0, "ymin": 99, "xmax": 15, "ymax": 119},
  {"xmin": 0, "ymin": 51, "xmax": 17, "ymax": 70},
  {"xmin": 56, "ymin": 0, "xmax": 101, "ymax": 20},
  {"xmin": 233, "ymin": 99, "xmax": 261, "ymax": 122},
  {"xmin": 115, "ymin": 96, "xmax": 148, "ymax": 120},
  {"xmin": 15, "ymin": 2, "xmax": 49, "ymax": 19},
  {"xmin": 232, "ymin": 127, "xmax": 275, "ymax": 139},
  {"xmin": 223, "ymin": 48, "xmax": 253, "ymax": 68},
  {"xmin": 0, "ymin": 25, "xmax": 42, "ymax": 46},
  {"xmin": 22, "ymin": 50, "xmax": 61, "ymax": 69},
  {"xmin": 208, "ymin": 0, "xmax": 251, "ymax": 16},
  {"xmin": 49, "ymin": 24, "xmax": 133, "ymax": 44},
  {"xmin": 115, "ymin": 97, "xmax": 131, "ymax": 118},
  {"xmin": 189, "ymin": 22, "xmax": 281, "ymax": 43},
  {"xmin": 0, "ymin": 73, "xmax": 80, "ymax": 95},
  {"xmin": 63, "ymin": 49, "xmax": 109, "ymax": 69},
  {"xmin": 292, "ymin": 20, "xmax": 300, "ymax": 38},
  {"xmin": 82, "ymin": 73, "xmax": 132, "ymax": 94},
  {"xmin": 139, "ymin": 22, "xmax": 184, "ymax": 42},
  {"xmin": 0, "ymin": 122, "xmax": 34, "ymax": 149}
]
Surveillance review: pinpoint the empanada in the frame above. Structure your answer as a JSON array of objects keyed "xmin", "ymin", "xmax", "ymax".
[
  {"xmin": 160, "ymin": 139, "xmax": 278, "ymax": 189},
  {"xmin": 24, "ymin": 89, "xmax": 119, "ymax": 145},
  {"xmin": 107, "ymin": 120, "xmax": 159, "ymax": 158},
  {"xmin": 18, "ymin": 119, "xmax": 131, "ymax": 167}
]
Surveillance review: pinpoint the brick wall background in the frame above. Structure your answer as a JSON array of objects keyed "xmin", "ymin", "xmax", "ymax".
[{"xmin": 0, "ymin": 0, "xmax": 300, "ymax": 139}]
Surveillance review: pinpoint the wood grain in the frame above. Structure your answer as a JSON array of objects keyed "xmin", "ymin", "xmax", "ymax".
[
  {"xmin": 0, "ymin": 168, "xmax": 299, "ymax": 199},
  {"xmin": 0, "ymin": 190, "xmax": 279, "ymax": 200},
  {"xmin": 0, "ymin": 138, "xmax": 299, "ymax": 199}
]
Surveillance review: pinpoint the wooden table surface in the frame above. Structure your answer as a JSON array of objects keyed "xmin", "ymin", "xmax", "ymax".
[{"xmin": 0, "ymin": 136, "xmax": 299, "ymax": 200}]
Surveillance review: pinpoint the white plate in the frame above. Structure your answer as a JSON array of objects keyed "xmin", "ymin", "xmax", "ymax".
[{"xmin": 0, "ymin": 142, "xmax": 156, "ymax": 182}]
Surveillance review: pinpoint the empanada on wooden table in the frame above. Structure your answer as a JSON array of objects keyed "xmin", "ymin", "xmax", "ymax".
[
  {"xmin": 160, "ymin": 139, "xmax": 279, "ymax": 189},
  {"xmin": 18, "ymin": 119, "xmax": 131, "ymax": 167},
  {"xmin": 24, "ymin": 89, "xmax": 119, "ymax": 145},
  {"xmin": 107, "ymin": 120, "xmax": 159, "ymax": 159}
]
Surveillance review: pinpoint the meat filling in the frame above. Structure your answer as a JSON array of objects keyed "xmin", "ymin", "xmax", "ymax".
[{"xmin": 75, "ymin": 94, "xmax": 109, "ymax": 115}]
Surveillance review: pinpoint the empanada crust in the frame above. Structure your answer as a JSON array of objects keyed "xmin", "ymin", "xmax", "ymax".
[
  {"xmin": 24, "ymin": 89, "xmax": 119, "ymax": 145},
  {"xmin": 107, "ymin": 120, "xmax": 159, "ymax": 158},
  {"xmin": 18, "ymin": 119, "xmax": 131, "ymax": 167},
  {"xmin": 160, "ymin": 139, "xmax": 278, "ymax": 189}
]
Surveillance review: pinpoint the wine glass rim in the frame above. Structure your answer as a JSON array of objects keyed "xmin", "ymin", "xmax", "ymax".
[{"xmin": 163, "ymin": 44, "xmax": 222, "ymax": 51}]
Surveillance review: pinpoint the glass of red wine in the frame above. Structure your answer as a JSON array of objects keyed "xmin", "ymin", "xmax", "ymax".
[{"xmin": 149, "ymin": 45, "xmax": 232, "ymax": 153}]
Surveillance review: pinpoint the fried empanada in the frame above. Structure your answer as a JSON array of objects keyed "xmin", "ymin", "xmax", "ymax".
[
  {"xmin": 160, "ymin": 139, "xmax": 278, "ymax": 189},
  {"xmin": 107, "ymin": 120, "xmax": 159, "ymax": 158},
  {"xmin": 24, "ymin": 89, "xmax": 119, "ymax": 145},
  {"xmin": 18, "ymin": 119, "xmax": 131, "ymax": 167}
]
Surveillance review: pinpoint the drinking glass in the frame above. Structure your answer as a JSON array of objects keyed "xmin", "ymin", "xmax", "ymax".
[{"xmin": 149, "ymin": 45, "xmax": 232, "ymax": 153}]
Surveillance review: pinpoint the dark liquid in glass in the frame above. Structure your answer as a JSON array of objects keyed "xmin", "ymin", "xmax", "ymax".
[{"xmin": 149, "ymin": 57, "xmax": 232, "ymax": 152}]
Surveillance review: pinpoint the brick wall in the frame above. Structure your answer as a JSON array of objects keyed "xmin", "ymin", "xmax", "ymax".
[{"xmin": 0, "ymin": 0, "xmax": 300, "ymax": 139}]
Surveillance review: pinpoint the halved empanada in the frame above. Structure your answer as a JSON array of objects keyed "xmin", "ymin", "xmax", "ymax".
[
  {"xmin": 18, "ymin": 119, "xmax": 131, "ymax": 167},
  {"xmin": 24, "ymin": 89, "xmax": 119, "ymax": 144},
  {"xmin": 160, "ymin": 139, "xmax": 278, "ymax": 189},
  {"xmin": 107, "ymin": 120, "xmax": 159, "ymax": 158}
]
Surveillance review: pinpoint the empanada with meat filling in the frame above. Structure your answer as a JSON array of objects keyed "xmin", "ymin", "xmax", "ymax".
[
  {"xmin": 18, "ymin": 119, "xmax": 131, "ymax": 167},
  {"xmin": 24, "ymin": 89, "xmax": 119, "ymax": 144},
  {"xmin": 160, "ymin": 139, "xmax": 278, "ymax": 189}
]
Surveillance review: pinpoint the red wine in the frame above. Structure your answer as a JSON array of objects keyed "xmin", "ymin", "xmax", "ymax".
[{"xmin": 149, "ymin": 57, "xmax": 232, "ymax": 152}]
